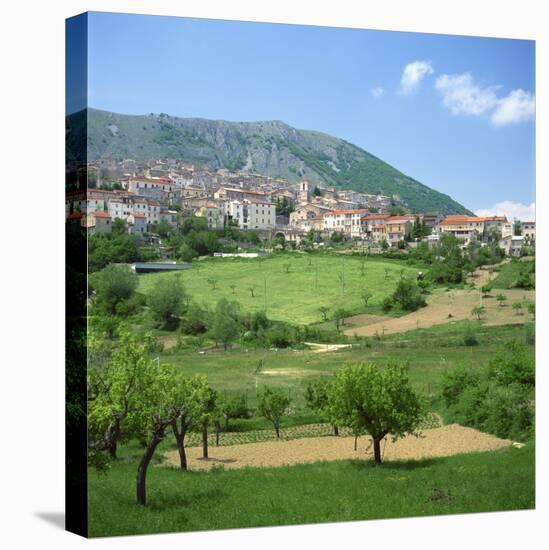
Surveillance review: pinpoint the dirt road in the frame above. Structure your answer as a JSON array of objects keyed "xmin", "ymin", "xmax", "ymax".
[{"xmin": 163, "ymin": 424, "xmax": 511, "ymax": 471}]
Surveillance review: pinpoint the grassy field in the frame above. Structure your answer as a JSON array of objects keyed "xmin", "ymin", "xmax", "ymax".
[
  {"xmin": 161, "ymin": 322, "xmax": 534, "ymax": 413},
  {"xmin": 88, "ymin": 442, "xmax": 534, "ymax": 537},
  {"xmin": 491, "ymin": 259, "xmax": 535, "ymax": 289},
  {"xmin": 138, "ymin": 253, "xmax": 421, "ymax": 325}
]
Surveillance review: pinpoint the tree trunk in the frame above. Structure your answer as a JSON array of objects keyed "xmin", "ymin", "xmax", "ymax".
[
  {"xmin": 136, "ymin": 424, "xmax": 165, "ymax": 506},
  {"xmin": 106, "ymin": 417, "xmax": 121, "ymax": 460},
  {"xmin": 333, "ymin": 425, "xmax": 339, "ymax": 436},
  {"xmin": 202, "ymin": 424, "xmax": 208, "ymax": 458},
  {"xmin": 275, "ymin": 423, "xmax": 280, "ymax": 439},
  {"xmin": 354, "ymin": 434, "xmax": 358, "ymax": 451},
  {"xmin": 214, "ymin": 420, "xmax": 221, "ymax": 446},
  {"xmin": 373, "ymin": 438, "xmax": 382, "ymax": 464},
  {"xmin": 171, "ymin": 420, "xmax": 187, "ymax": 471}
]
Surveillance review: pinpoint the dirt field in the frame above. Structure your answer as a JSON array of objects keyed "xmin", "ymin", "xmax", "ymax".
[
  {"xmin": 344, "ymin": 287, "xmax": 534, "ymax": 337},
  {"xmin": 163, "ymin": 425, "xmax": 511, "ymax": 471}
]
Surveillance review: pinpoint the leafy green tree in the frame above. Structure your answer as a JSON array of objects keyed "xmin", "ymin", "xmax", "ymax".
[
  {"xmin": 318, "ymin": 306, "xmax": 330, "ymax": 322},
  {"xmin": 210, "ymin": 298, "xmax": 240, "ymax": 349},
  {"xmin": 305, "ymin": 380, "xmax": 339, "ymax": 435},
  {"xmin": 360, "ymin": 290, "xmax": 373, "ymax": 307},
  {"xmin": 481, "ymin": 283, "xmax": 493, "ymax": 297},
  {"xmin": 391, "ymin": 279, "xmax": 426, "ymax": 311},
  {"xmin": 169, "ymin": 375, "xmax": 208, "ymax": 470},
  {"xmin": 513, "ymin": 219, "xmax": 522, "ymax": 236},
  {"xmin": 472, "ymin": 305, "xmax": 486, "ymax": 320},
  {"xmin": 329, "ymin": 363, "xmax": 425, "ymax": 463},
  {"xmin": 91, "ymin": 264, "xmax": 138, "ymax": 315},
  {"xmin": 330, "ymin": 231, "xmax": 344, "ymax": 243},
  {"xmin": 258, "ymin": 387, "xmax": 291, "ymax": 438},
  {"xmin": 88, "ymin": 331, "xmax": 160, "ymax": 462},
  {"xmin": 496, "ymin": 293, "xmax": 507, "ymax": 307},
  {"xmin": 148, "ymin": 275, "xmax": 186, "ymax": 329},
  {"xmin": 512, "ymin": 301, "xmax": 524, "ymax": 315},
  {"xmin": 219, "ymin": 394, "xmax": 249, "ymax": 432}
]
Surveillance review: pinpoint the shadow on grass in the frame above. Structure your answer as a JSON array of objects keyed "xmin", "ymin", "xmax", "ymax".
[
  {"xmin": 146, "ymin": 486, "xmax": 225, "ymax": 511},
  {"xmin": 347, "ymin": 456, "xmax": 441, "ymax": 471}
]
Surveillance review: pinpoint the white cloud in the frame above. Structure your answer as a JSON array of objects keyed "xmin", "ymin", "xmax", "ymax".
[
  {"xmin": 435, "ymin": 73, "xmax": 499, "ymax": 116},
  {"xmin": 370, "ymin": 87, "xmax": 384, "ymax": 98},
  {"xmin": 474, "ymin": 201, "xmax": 535, "ymax": 222},
  {"xmin": 491, "ymin": 89, "xmax": 535, "ymax": 126},
  {"xmin": 435, "ymin": 72, "xmax": 535, "ymax": 126},
  {"xmin": 399, "ymin": 60, "xmax": 434, "ymax": 94}
]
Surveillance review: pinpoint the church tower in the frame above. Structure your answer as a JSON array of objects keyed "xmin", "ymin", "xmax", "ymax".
[{"xmin": 299, "ymin": 180, "xmax": 310, "ymax": 204}]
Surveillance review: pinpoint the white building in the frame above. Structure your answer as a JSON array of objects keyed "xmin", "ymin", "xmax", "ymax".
[
  {"xmin": 227, "ymin": 199, "xmax": 275, "ymax": 230},
  {"xmin": 323, "ymin": 209, "xmax": 370, "ymax": 238}
]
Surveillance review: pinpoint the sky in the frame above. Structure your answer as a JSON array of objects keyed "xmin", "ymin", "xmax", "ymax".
[{"xmin": 82, "ymin": 11, "xmax": 535, "ymax": 217}]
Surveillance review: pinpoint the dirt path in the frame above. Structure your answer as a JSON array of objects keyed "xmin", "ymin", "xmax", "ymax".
[
  {"xmin": 344, "ymin": 287, "xmax": 534, "ymax": 337},
  {"xmin": 163, "ymin": 424, "xmax": 511, "ymax": 471},
  {"xmin": 304, "ymin": 342, "xmax": 353, "ymax": 353}
]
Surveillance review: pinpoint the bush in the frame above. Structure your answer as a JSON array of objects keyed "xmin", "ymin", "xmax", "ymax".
[
  {"xmin": 463, "ymin": 322, "xmax": 479, "ymax": 346},
  {"xmin": 391, "ymin": 279, "xmax": 426, "ymax": 311},
  {"xmin": 442, "ymin": 342, "xmax": 534, "ymax": 441}
]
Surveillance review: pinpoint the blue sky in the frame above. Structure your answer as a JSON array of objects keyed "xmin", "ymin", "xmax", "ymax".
[{"xmin": 83, "ymin": 12, "xmax": 536, "ymax": 216}]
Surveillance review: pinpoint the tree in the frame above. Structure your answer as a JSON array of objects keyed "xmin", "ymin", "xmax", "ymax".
[
  {"xmin": 170, "ymin": 375, "xmax": 208, "ymax": 470},
  {"xmin": 334, "ymin": 308, "xmax": 347, "ymax": 331},
  {"xmin": 258, "ymin": 387, "xmax": 290, "ymax": 438},
  {"xmin": 207, "ymin": 278, "xmax": 218, "ymax": 291},
  {"xmin": 329, "ymin": 363, "xmax": 425, "ymax": 463},
  {"xmin": 248, "ymin": 285, "xmax": 256, "ymax": 298},
  {"xmin": 219, "ymin": 394, "xmax": 249, "ymax": 432},
  {"xmin": 391, "ymin": 279, "xmax": 426, "ymax": 311},
  {"xmin": 496, "ymin": 293, "xmax": 507, "ymax": 307},
  {"xmin": 512, "ymin": 301, "xmax": 524, "ymax": 315},
  {"xmin": 318, "ymin": 306, "xmax": 330, "ymax": 322},
  {"xmin": 88, "ymin": 331, "xmax": 162, "ymax": 462},
  {"xmin": 283, "ymin": 263, "xmax": 291, "ymax": 274},
  {"xmin": 135, "ymin": 363, "xmax": 182, "ymax": 505},
  {"xmin": 305, "ymin": 380, "xmax": 339, "ymax": 435},
  {"xmin": 148, "ymin": 275, "xmax": 186, "ymax": 329},
  {"xmin": 513, "ymin": 219, "xmax": 522, "ymax": 236},
  {"xmin": 196, "ymin": 383, "xmax": 218, "ymax": 459},
  {"xmin": 91, "ymin": 264, "xmax": 138, "ymax": 315},
  {"xmin": 360, "ymin": 290, "xmax": 373, "ymax": 308},
  {"xmin": 472, "ymin": 305, "xmax": 486, "ymax": 320},
  {"xmin": 526, "ymin": 301, "xmax": 535, "ymax": 319},
  {"xmin": 330, "ymin": 231, "xmax": 344, "ymax": 243},
  {"xmin": 210, "ymin": 298, "xmax": 240, "ymax": 350},
  {"xmin": 481, "ymin": 283, "xmax": 493, "ymax": 298}
]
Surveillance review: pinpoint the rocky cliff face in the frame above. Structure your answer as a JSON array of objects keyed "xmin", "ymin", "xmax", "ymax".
[{"xmin": 66, "ymin": 108, "xmax": 471, "ymax": 214}]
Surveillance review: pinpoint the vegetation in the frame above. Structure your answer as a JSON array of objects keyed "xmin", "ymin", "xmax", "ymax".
[
  {"xmin": 329, "ymin": 364, "xmax": 425, "ymax": 463},
  {"xmin": 442, "ymin": 342, "xmax": 534, "ymax": 441}
]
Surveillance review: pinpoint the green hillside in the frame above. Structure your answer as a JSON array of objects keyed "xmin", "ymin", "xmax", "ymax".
[{"xmin": 66, "ymin": 108, "xmax": 472, "ymax": 214}]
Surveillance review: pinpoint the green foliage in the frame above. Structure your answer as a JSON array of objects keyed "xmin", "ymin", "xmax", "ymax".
[
  {"xmin": 258, "ymin": 387, "xmax": 291, "ymax": 437},
  {"xmin": 148, "ymin": 275, "xmax": 186, "ymax": 329},
  {"xmin": 390, "ymin": 278, "xmax": 426, "ymax": 311},
  {"xmin": 88, "ymin": 232, "xmax": 145, "ymax": 272},
  {"xmin": 496, "ymin": 293, "xmax": 507, "ymax": 307},
  {"xmin": 471, "ymin": 305, "xmax": 486, "ymax": 320},
  {"xmin": 90, "ymin": 264, "xmax": 138, "ymax": 315},
  {"xmin": 210, "ymin": 298, "xmax": 241, "ymax": 349},
  {"xmin": 329, "ymin": 363, "xmax": 425, "ymax": 462},
  {"xmin": 442, "ymin": 342, "xmax": 534, "ymax": 441},
  {"xmin": 462, "ymin": 321, "xmax": 479, "ymax": 346}
]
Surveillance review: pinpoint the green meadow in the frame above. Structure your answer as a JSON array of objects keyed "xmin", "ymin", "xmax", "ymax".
[
  {"xmin": 88, "ymin": 441, "xmax": 534, "ymax": 537},
  {"xmin": 138, "ymin": 253, "xmax": 421, "ymax": 324}
]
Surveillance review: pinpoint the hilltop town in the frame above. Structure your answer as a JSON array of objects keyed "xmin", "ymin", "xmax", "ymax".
[{"xmin": 67, "ymin": 158, "xmax": 535, "ymax": 259}]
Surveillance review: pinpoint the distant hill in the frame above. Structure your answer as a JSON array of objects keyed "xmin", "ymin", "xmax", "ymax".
[{"xmin": 66, "ymin": 108, "xmax": 472, "ymax": 215}]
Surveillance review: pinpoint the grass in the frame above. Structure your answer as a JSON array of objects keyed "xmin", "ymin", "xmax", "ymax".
[
  {"xmin": 160, "ymin": 323, "xmax": 534, "ymax": 412},
  {"xmin": 88, "ymin": 442, "xmax": 534, "ymax": 537},
  {"xmin": 138, "ymin": 252, "xmax": 421, "ymax": 325},
  {"xmin": 491, "ymin": 259, "xmax": 535, "ymax": 289}
]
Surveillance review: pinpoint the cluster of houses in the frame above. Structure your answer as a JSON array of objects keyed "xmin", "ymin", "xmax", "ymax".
[{"xmin": 66, "ymin": 159, "xmax": 535, "ymax": 257}]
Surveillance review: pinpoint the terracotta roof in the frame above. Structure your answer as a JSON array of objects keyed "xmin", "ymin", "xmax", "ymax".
[
  {"xmin": 92, "ymin": 211, "xmax": 111, "ymax": 218},
  {"xmin": 361, "ymin": 214, "xmax": 390, "ymax": 221},
  {"xmin": 328, "ymin": 209, "xmax": 370, "ymax": 215},
  {"xmin": 132, "ymin": 213, "xmax": 146, "ymax": 219},
  {"xmin": 67, "ymin": 213, "xmax": 83, "ymax": 219}
]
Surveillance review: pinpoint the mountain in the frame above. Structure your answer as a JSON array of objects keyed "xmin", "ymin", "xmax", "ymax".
[{"xmin": 66, "ymin": 108, "xmax": 472, "ymax": 215}]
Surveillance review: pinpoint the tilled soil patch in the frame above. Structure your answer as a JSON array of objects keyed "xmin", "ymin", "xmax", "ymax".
[{"xmin": 163, "ymin": 424, "xmax": 511, "ymax": 471}]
